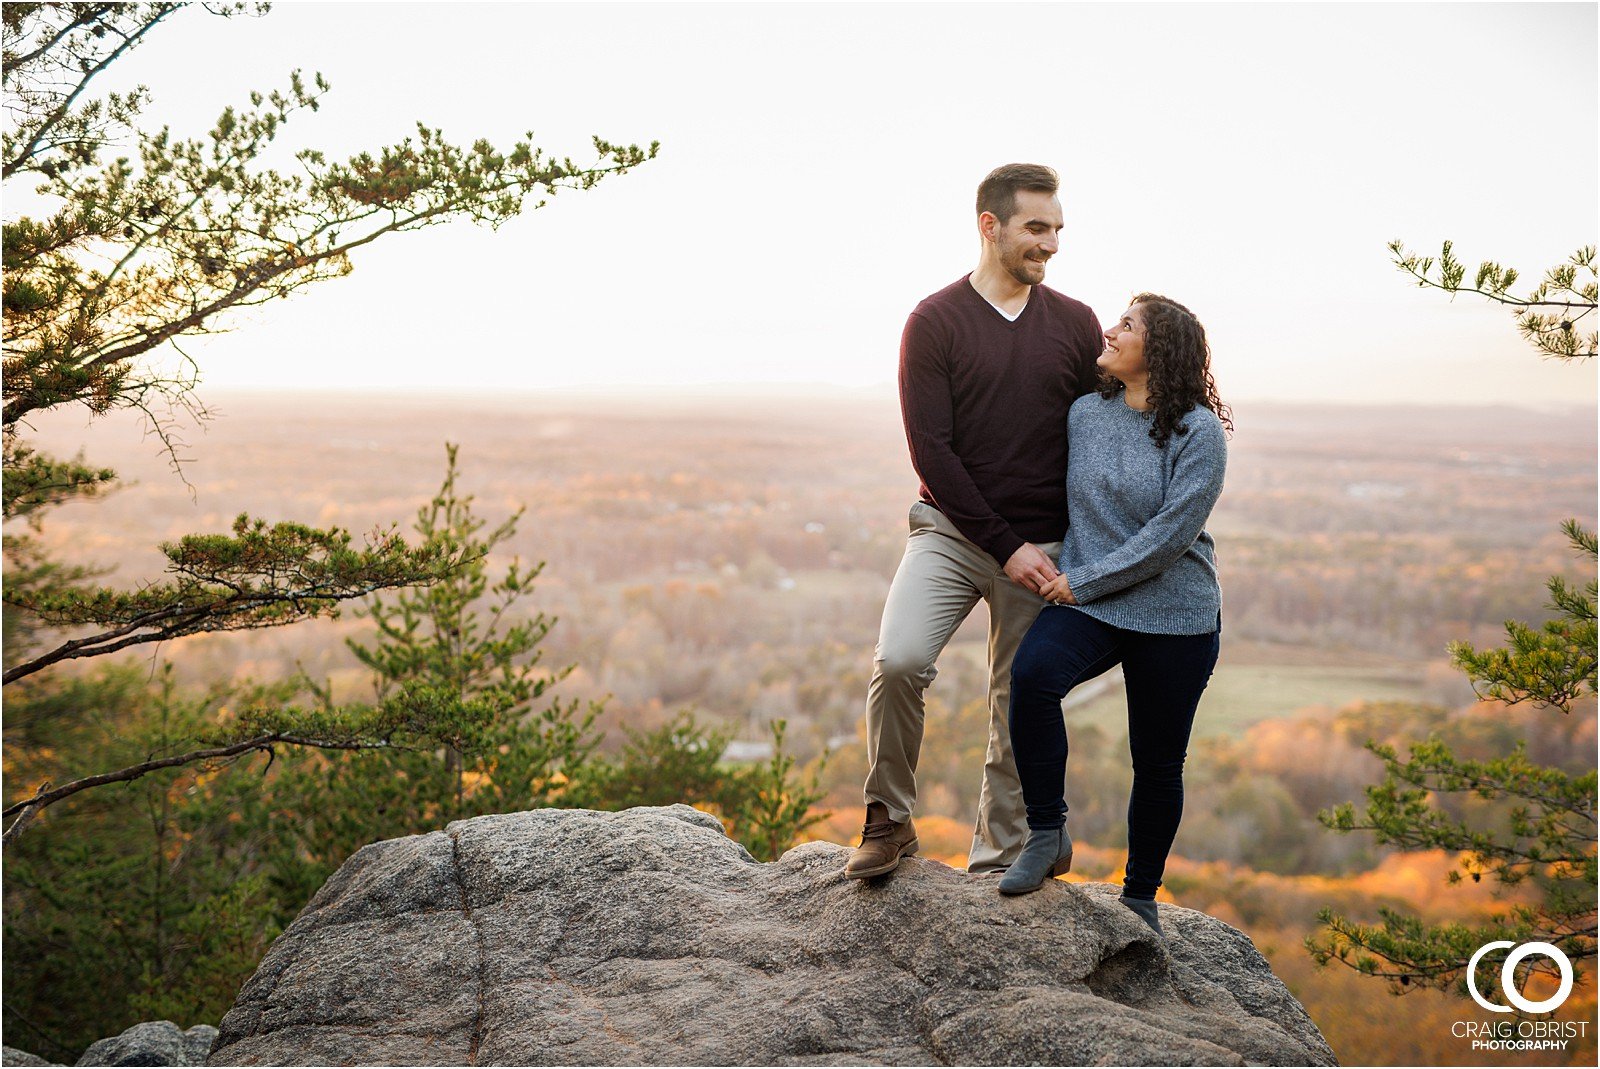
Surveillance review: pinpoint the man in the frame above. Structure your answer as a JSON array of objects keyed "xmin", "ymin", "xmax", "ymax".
[{"xmin": 845, "ymin": 163, "xmax": 1104, "ymax": 878}]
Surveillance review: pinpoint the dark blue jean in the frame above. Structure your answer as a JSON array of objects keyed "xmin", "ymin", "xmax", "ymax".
[{"xmin": 1008, "ymin": 605, "xmax": 1219, "ymax": 900}]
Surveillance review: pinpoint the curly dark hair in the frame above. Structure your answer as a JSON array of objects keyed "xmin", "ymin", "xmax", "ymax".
[{"xmin": 1098, "ymin": 292, "xmax": 1235, "ymax": 449}]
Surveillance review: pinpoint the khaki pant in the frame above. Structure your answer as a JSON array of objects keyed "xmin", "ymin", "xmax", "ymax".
[{"xmin": 863, "ymin": 501, "xmax": 1060, "ymax": 873}]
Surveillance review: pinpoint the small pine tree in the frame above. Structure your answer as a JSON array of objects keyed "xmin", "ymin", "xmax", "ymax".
[
  {"xmin": 732, "ymin": 720, "xmax": 828, "ymax": 862},
  {"xmin": 262, "ymin": 446, "xmax": 829, "ymax": 896},
  {"xmin": 261, "ymin": 443, "xmax": 603, "ymax": 892},
  {"xmin": 342, "ymin": 440, "xmax": 600, "ymax": 815}
]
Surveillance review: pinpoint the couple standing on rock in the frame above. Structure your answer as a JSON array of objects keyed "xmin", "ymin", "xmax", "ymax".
[{"xmin": 845, "ymin": 163, "xmax": 1234, "ymax": 937}]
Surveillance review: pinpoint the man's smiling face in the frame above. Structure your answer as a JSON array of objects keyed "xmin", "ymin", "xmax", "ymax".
[{"xmin": 988, "ymin": 189, "xmax": 1063, "ymax": 287}]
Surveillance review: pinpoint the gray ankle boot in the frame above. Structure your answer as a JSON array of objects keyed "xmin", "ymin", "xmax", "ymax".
[
  {"xmin": 1118, "ymin": 895, "xmax": 1163, "ymax": 936},
  {"xmin": 997, "ymin": 826, "xmax": 1073, "ymax": 895}
]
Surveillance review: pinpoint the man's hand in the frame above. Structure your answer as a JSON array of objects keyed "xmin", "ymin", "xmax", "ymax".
[
  {"xmin": 1004, "ymin": 543, "xmax": 1060, "ymax": 595},
  {"xmin": 1038, "ymin": 574, "xmax": 1078, "ymax": 606}
]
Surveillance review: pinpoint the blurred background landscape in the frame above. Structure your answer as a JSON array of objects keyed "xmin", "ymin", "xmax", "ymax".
[
  {"xmin": 14, "ymin": 386, "xmax": 1596, "ymax": 1065},
  {"xmin": 3, "ymin": 2, "xmax": 1595, "ymax": 1064}
]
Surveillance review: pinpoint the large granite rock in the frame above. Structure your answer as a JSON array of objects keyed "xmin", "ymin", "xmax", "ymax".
[{"xmin": 209, "ymin": 805, "xmax": 1336, "ymax": 1066}]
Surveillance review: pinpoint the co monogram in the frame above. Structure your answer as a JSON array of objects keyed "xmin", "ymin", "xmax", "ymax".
[{"xmin": 1467, "ymin": 941, "xmax": 1575, "ymax": 1015}]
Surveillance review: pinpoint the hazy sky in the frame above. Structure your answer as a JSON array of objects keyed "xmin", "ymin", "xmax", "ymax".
[{"xmin": 9, "ymin": 2, "xmax": 1598, "ymax": 404}]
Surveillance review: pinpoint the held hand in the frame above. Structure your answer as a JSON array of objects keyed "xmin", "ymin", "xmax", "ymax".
[
  {"xmin": 1003, "ymin": 543, "xmax": 1061, "ymax": 596},
  {"xmin": 1039, "ymin": 574, "xmax": 1078, "ymax": 606}
]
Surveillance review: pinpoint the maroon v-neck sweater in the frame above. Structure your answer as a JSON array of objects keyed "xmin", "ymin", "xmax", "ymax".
[{"xmin": 899, "ymin": 274, "xmax": 1104, "ymax": 566}]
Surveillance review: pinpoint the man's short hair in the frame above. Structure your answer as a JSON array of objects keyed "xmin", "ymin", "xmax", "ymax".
[{"xmin": 976, "ymin": 164, "xmax": 1059, "ymax": 224}]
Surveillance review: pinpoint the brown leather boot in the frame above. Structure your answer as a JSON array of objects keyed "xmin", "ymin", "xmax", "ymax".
[{"xmin": 844, "ymin": 802, "xmax": 919, "ymax": 879}]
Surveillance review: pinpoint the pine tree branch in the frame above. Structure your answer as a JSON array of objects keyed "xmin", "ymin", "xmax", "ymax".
[
  {"xmin": 1389, "ymin": 240, "xmax": 1598, "ymax": 360},
  {"xmin": 1395, "ymin": 756, "xmax": 1596, "ymax": 827},
  {"xmin": 3, "ymin": 4, "xmax": 119, "ymax": 74},
  {"xmin": 2, "ymin": 3, "xmax": 179, "ymax": 179},
  {"xmin": 2, "ymin": 513, "xmax": 470, "ymax": 685},
  {"xmin": 2, "ymin": 140, "xmax": 656, "ymax": 427},
  {"xmin": 1365, "ymin": 741, "xmax": 1597, "ymax": 826},
  {"xmin": 0, "ymin": 785, "xmax": 50, "ymax": 846},
  {"xmin": 1, "ymin": 732, "xmax": 395, "ymax": 840},
  {"xmin": 4, "ymin": 580, "xmax": 382, "ymax": 684}
]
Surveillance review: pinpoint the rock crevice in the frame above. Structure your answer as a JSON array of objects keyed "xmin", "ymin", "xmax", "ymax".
[{"xmin": 448, "ymin": 828, "xmax": 489, "ymax": 1066}]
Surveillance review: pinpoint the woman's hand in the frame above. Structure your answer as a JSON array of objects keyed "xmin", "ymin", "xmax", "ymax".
[{"xmin": 1039, "ymin": 575, "xmax": 1077, "ymax": 606}]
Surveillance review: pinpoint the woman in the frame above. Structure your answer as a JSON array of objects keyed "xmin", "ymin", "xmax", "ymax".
[{"xmin": 996, "ymin": 293, "xmax": 1233, "ymax": 939}]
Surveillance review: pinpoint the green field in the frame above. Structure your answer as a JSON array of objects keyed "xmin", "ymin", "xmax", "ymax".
[
  {"xmin": 1066, "ymin": 662, "xmax": 1430, "ymax": 739},
  {"xmin": 942, "ymin": 639, "xmax": 1433, "ymax": 740}
]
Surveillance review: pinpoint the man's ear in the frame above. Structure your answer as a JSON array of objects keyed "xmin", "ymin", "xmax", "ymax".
[{"xmin": 977, "ymin": 210, "xmax": 1001, "ymax": 244}]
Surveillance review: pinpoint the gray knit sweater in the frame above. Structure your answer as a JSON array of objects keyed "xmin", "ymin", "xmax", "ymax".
[{"xmin": 1056, "ymin": 392, "xmax": 1226, "ymax": 635}]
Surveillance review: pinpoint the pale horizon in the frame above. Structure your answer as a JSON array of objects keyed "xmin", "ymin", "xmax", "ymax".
[
  {"xmin": 5, "ymin": 1, "xmax": 1597, "ymax": 406},
  {"xmin": 190, "ymin": 382, "xmax": 1598, "ymax": 413}
]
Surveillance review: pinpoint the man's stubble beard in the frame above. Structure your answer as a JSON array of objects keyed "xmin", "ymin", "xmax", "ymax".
[
  {"xmin": 999, "ymin": 238, "xmax": 1047, "ymax": 287},
  {"xmin": 1008, "ymin": 260, "xmax": 1046, "ymax": 287}
]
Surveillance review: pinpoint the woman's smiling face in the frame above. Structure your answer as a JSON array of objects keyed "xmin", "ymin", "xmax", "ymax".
[{"xmin": 1098, "ymin": 304, "xmax": 1149, "ymax": 381}]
